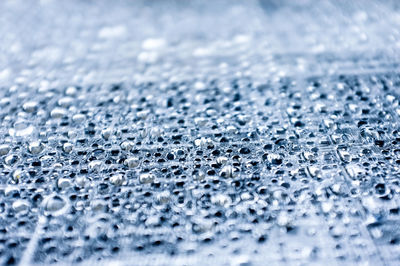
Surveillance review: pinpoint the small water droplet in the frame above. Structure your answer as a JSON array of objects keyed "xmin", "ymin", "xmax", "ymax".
[
  {"xmin": 12, "ymin": 200, "xmax": 30, "ymax": 213},
  {"xmin": 110, "ymin": 173, "xmax": 126, "ymax": 186},
  {"xmin": 0, "ymin": 144, "xmax": 10, "ymax": 155},
  {"xmin": 139, "ymin": 173, "xmax": 155, "ymax": 184},
  {"xmin": 28, "ymin": 141, "xmax": 44, "ymax": 154},
  {"xmin": 43, "ymin": 194, "xmax": 68, "ymax": 216}
]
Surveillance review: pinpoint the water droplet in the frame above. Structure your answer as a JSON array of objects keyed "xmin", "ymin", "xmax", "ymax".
[
  {"xmin": 88, "ymin": 160, "xmax": 102, "ymax": 172},
  {"xmin": 22, "ymin": 101, "xmax": 38, "ymax": 113},
  {"xmin": 101, "ymin": 128, "xmax": 112, "ymax": 140},
  {"xmin": 142, "ymin": 38, "xmax": 166, "ymax": 50},
  {"xmin": 28, "ymin": 141, "xmax": 44, "ymax": 154},
  {"xmin": 193, "ymin": 170, "xmax": 205, "ymax": 181},
  {"xmin": 124, "ymin": 157, "xmax": 140, "ymax": 168},
  {"xmin": 0, "ymin": 144, "xmax": 10, "ymax": 155},
  {"xmin": 110, "ymin": 173, "xmax": 126, "ymax": 186},
  {"xmin": 62, "ymin": 143, "xmax": 73, "ymax": 153},
  {"xmin": 65, "ymin": 86, "xmax": 77, "ymax": 96},
  {"xmin": 91, "ymin": 199, "xmax": 107, "ymax": 212},
  {"xmin": 216, "ymin": 156, "xmax": 228, "ymax": 165},
  {"xmin": 194, "ymin": 117, "xmax": 208, "ymax": 126},
  {"xmin": 5, "ymin": 154, "xmax": 19, "ymax": 166},
  {"xmin": 58, "ymin": 97, "xmax": 74, "ymax": 107},
  {"xmin": 220, "ymin": 165, "xmax": 240, "ymax": 178},
  {"xmin": 211, "ymin": 194, "xmax": 232, "ymax": 207},
  {"xmin": 72, "ymin": 113, "xmax": 85, "ymax": 123},
  {"xmin": 57, "ymin": 178, "xmax": 71, "ymax": 189},
  {"xmin": 266, "ymin": 153, "xmax": 283, "ymax": 165},
  {"xmin": 139, "ymin": 173, "xmax": 155, "ymax": 184},
  {"xmin": 43, "ymin": 194, "xmax": 68, "ymax": 216},
  {"xmin": 12, "ymin": 200, "xmax": 29, "ymax": 213},
  {"xmin": 50, "ymin": 107, "xmax": 67, "ymax": 118},
  {"xmin": 11, "ymin": 169, "xmax": 27, "ymax": 183},
  {"xmin": 9, "ymin": 120, "xmax": 35, "ymax": 137},
  {"xmin": 194, "ymin": 137, "xmax": 212, "ymax": 147},
  {"xmin": 120, "ymin": 141, "xmax": 134, "ymax": 151},
  {"xmin": 155, "ymin": 191, "xmax": 171, "ymax": 205}
]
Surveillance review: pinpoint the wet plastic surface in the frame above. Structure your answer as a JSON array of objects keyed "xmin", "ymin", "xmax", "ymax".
[{"xmin": 1, "ymin": 0, "xmax": 400, "ymax": 265}]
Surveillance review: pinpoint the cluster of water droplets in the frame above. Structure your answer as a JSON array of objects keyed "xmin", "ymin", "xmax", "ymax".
[
  {"xmin": 1, "ymin": 0, "xmax": 400, "ymax": 265},
  {"xmin": 0, "ymin": 72, "xmax": 399, "ymax": 265}
]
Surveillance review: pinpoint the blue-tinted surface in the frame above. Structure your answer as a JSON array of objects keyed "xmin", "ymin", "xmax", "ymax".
[{"xmin": 0, "ymin": 0, "xmax": 400, "ymax": 265}]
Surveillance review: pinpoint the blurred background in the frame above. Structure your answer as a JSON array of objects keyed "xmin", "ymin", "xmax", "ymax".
[{"xmin": 1, "ymin": 0, "xmax": 399, "ymax": 88}]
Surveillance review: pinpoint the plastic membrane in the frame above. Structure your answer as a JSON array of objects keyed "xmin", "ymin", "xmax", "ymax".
[{"xmin": 0, "ymin": 0, "xmax": 400, "ymax": 265}]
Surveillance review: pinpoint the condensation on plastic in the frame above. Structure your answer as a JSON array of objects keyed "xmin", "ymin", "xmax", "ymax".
[{"xmin": 0, "ymin": 0, "xmax": 400, "ymax": 265}]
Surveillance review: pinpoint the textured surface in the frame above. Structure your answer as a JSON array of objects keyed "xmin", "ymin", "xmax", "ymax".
[{"xmin": 1, "ymin": 0, "xmax": 400, "ymax": 265}]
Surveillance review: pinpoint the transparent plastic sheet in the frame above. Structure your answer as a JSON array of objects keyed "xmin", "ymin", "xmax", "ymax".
[{"xmin": 0, "ymin": 0, "xmax": 400, "ymax": 265}]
